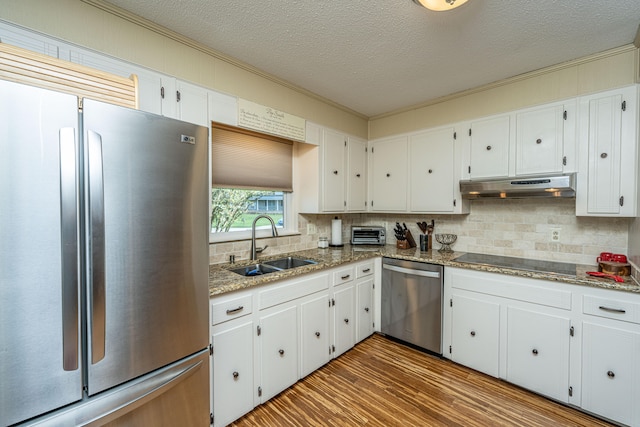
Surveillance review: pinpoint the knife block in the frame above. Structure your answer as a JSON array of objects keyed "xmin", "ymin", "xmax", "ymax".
[{"xmin": 396, "ymin": 230, "xmax": 417, "ymax": 249}]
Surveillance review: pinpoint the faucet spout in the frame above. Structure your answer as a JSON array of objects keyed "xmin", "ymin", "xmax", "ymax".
[{"xmin": 251, "ymin": 214, "xmax": 278, "ymax": 261}]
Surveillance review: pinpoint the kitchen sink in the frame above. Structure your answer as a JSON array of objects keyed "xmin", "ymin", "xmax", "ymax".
[
  {"xmin": 229, "ymin": 263, "xmax": 281, "ymax": 277},
  {"xmin": 229, "ymin": 257, "xmax": 317, "ymax": 277},
  {"xmin": 263, "ymin": 256, "xmax": 317, "ymax": 269}
]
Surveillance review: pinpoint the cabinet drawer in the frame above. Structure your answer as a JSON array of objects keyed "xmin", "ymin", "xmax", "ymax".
[
  {"xmin": 356, "ymin": 261, "xmax": 374, "ymax": 279},
  {"xmin": 583, "ymin": 295, "xmax": 640, "ymax": 324},
  {"xmin": 333, "ymin": 267, "xmax": 355, "ymax": 286},
  {"xmin": 212, "ymin": 293, "xmax": 253, "ymax": 325}
]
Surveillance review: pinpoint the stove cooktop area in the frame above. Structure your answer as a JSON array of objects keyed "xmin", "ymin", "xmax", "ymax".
[{"xmin": 454, "ymin": 253, "xmax": 578, "ymax": 277}]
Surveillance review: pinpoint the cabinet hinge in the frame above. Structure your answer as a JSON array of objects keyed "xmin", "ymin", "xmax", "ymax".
[
  {"xmin": 569, "ymin": 326, "xmax": 574, "ymax": 337},
  {"xmin": 468, "ymin": 128, "xmax": 472, "ymax": 137},
  {"xmin": 210, "ymin": 413, "xmax": 214, "ymax": 425},
  {"xmin": 329, "ymin": 298, "xmax": 332, "ymax": 307},
  {"xmin": 622, "ymin": 100, "xmax": 626, "ymax": 111},
  {"xmin": 258, "ymin": 386, "xmax": 262, "ymax": 397},
  {"xmin": 344, "ymin": 201, "xmax": 347, "ymax": 207},
  {"xmin": 329, "ymin": 346, "xmax": 332, "ymax": 355},
  {"xmin": 453, "ymin": 199, "xmax": 457, "ymax": 207},
  {"xmin": 332, "ymin": 345, "xmax": 336, "ymax": 353},
  {"xmin": 365, "ymin": 146, "xmax": 368, "ymax": 153},
  {"xmin": 450, "ymin": 298, "xmax": 453, "ymax": 307},
  {"xmin": 331, "ymin": 298, "xmax": 336, "ymax": 306},
  {"xmin": 371, "ymin": 147, "xmax": 374, "ymax": 154},
  {"xmin": 344, "ymin": 139, "xmax": 347, "ymax": 147},
  {"xmin": 563, "ymin": 110, "xmax": 567, "ymax": 120},
  {"xmin": 449, "ymin": 345, "xmax": 452, "ymax": 354},
  {"xmin": 257, "ymin": 325, "xmax": 261, "ymax": 336},
  {"xmin": 176, "ymin": 90, "xmax": 181, "ymax": 102},
  {"xmin": 568, "ymin": 386, "xmax": 573, "ymax": 397},
  {"xmin": 563, "ymin": 156, "xmax": 567, "ymax": 166},
  {"xmin": 209, "ymin": 343, "xmax": 213, "ymax": 355},
  {"xmin": 453, "ymin": 131, "xmax": 457, "ymax": 140},
  {"xmin": 468, "ymin": 165, "xmax": 471, "ymax": 174},
  {"xmin": 371, "ymin": 200, "xmax": 374, "ymax": 207},
  {"xmin": 620, "ymin": 196, "xmax": 624, "ymax": 206}
]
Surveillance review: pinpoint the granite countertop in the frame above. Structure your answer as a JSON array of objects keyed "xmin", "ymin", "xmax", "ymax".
[{"xmin": 209, "ymin": 245, "xmax": 640, "ymax": 297}]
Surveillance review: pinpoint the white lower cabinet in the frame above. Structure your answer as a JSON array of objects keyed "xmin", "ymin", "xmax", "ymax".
[
  {"xmin": 505, "ymin": 306, "xmax": 570, "ymax": 403},
  {"xmin": 211, "ymin": 319, "xmax": 254, "ymax": 427},
  {"xmin": 450, "ymin": 292, "xmax": 500, "ymax": 377},
  {"xmin": 258, "ymin": 304, "xmax": 298, "ymax": 402},
  {"xmin": 210, "ymin": 260, "xmax": 376, "ymax": 425},
  {"xmin": 300, "ymin": 293, "xmax": 331, "ymax": 377}
]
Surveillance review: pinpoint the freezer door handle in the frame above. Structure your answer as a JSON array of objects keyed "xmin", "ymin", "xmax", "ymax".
[
  {"xmin": 382, "ymin": 264, "xmax": 441, "ymax": 279},
  {"xmin": 60, "ymin": 128, "xmax": 79, "ymax": 371},
  {"xmin": 88, "ymin": 130, "xmax": 106, "ymax": 364}
]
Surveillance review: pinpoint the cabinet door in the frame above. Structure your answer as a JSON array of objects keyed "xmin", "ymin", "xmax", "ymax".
[
  {"xmin": 300, "ymin": 294, "xmax": 330, "ymax": 378},
  {"xmin": 370, "ymin": 137, "xmax": 408, "ymax": 211},
  {"xmin": 259, "ymin": 305, "xmax": 298, "ymax": 402},
  {"xmin": 176, "ymin": 80, "xmax": 209, "ymax": 126},
  {"xmin": 356, "ymin": 278, "xmax": 374, "ymax": 342},
  {"xmin": 333, "ymin": 285, "xmax": 355, "ymax": 357},
  {"xmin": 322, "ymin": 129, "xmax": 346, "ymax": 211},
  {"xmin": 515, "ymin": 105, "xmax": 564, "ymax": 176},
  {"xmin": 212, "ymin": 321, "xmax": 254, "ymax": 427},
  {"xmin": 451, "ymin": 294, "xmax": 500, "ymax": 377},
  {"xmin": 409, "ymin": 128, "xmax": 455, "ymax": 212},
  {"xmin": 506, "ymin": 307, "xmax": 570, "ymax": 402},
  {"xmin": 469, "ymin": 115, "xmax": 510, "ymax": 179},
  {"xmin": 347, "ymin": 137, "xmax": 367, "ymax": 211},
  {"xmin": 582, "ymin": 322, "xmax": 640, "ymax": 426}
]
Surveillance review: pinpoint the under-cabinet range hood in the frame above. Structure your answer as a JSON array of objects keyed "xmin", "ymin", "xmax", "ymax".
[{"xmin": 460, "ymin": 174, "xmax": 576, "ymax": 199}]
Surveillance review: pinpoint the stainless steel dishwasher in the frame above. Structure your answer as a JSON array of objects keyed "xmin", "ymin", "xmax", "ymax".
[{"xmin": 381, "ymin": 257, "xmax": 443, "ymax": 354}]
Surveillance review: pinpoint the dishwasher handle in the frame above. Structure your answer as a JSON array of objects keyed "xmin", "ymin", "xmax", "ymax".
[{"xmin": 383, "ymin": 264, "xmax": 441, "ymax": 279}]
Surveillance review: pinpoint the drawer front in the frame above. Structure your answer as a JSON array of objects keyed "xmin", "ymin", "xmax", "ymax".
[
  {"xmin": 333, "ymin": 266, "xmax": 355, "ymax": 286},
  {"xmin": 356, "ymin": 261, "xmax": 374, "ymax": 279},
  {"xmin": 259, "ymin": 273, "xmax": 329, "ymax": 310},
  {"xmin": 212, "ymin": 293, "xmax": 253, "ymax": 325},
  {"xmin": 583, "ymin": 295, "xmax": 640, "ymax": 324}
]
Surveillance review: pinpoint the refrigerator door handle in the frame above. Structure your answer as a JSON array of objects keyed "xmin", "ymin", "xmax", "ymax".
[
  {"xmin": 60, "ymin": 128, "xmax": 79, "ymax": 371},
  {"xmin": 88, "ymin": 130, "xmax": 106, "ymax": 364}
]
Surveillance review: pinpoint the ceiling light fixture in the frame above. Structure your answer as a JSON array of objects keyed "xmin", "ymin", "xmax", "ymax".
[{"xmin": 412, "ymin": 0, "xmax": 471, "ymax": 11}]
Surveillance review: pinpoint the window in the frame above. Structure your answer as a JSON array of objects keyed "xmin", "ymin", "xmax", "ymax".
[{"xmin": 210, "ymin": 123, "xmax": 294, "ymax": 239}]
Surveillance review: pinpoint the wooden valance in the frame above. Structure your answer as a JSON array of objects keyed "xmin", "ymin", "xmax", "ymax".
[{"xmin": 0, "ymin": 42, "xmax": 138, "ymax": 109}]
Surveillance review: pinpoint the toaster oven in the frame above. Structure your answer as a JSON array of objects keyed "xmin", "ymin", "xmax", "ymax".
[{"xmin": 351, "ymin": 226, "xmax": 386, "ymax": 245}]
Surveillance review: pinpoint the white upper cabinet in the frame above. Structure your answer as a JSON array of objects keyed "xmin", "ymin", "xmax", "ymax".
[
  {"xmin": 322, "ymin": 129, "xmax": 347, "ymax": 211},
  {"xmin": 370, "ymin": 136, "xmax": 408, "ymax": 211},
  {"xmin": 296, "ymin": 124, "xmax": 367, "ymax": 213},
  {"xmin": 515, "ymin": 104, "xmax": 565, "ymax": 176},
  {"xmin": 208, "ymin": 90, "xmax": 238, "ymax": 127},
  {"xmin": 468, "ymin": 114, "xmax": 511, "ymax": 179},
  {"xmin": 409, "ymin": 127, "xmax": 456, "ymax": 212},
  {"xmin": 347, "ymin": 137, "xmax": 368, "ymax": 211},
  {"xmin": 576, "ymin": 85, "xmax": 639, "ymax": 217}
]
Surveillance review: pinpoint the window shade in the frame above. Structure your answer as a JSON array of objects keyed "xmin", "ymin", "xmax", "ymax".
[{"xmin": 211, "ymin": 123, "xmax": 293, "ymax": 192}]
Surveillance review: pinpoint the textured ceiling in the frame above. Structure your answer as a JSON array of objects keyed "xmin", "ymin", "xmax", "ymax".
[{"xmin": 102, "ymin": 0, "xmax": 640, "ymax": 117}]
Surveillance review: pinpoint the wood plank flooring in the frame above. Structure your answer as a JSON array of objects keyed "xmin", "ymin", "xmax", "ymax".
[{"xmin": 231, "ymin": 334, "xmax": 614, "ymax": 427}]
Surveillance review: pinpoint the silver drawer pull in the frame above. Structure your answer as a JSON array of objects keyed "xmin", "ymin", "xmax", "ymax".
[
  {"xmin": 599, "ymin": 306, "xmax": 626, "ymax": 314},
  {"xmin": 226, "ymin": 306, "xmax": 244, "ymax": 315}
]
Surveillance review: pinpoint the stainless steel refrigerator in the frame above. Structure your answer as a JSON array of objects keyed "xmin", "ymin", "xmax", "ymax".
[{"xmin": 0, "ymin": 80, "xmax": 210, "ymax": 426}]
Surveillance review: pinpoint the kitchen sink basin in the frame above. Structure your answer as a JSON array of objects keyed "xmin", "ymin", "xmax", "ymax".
[
  {"xmin": 262, "ymin": 256, "xmax": 318, "ymax": 270},
  {"xmin": 229, "ymin": 263, "xmax": 281, "ymax": 277},
  {"xmin": 228, "ymin": 257, "xmax": 317, "ymax": 277}
]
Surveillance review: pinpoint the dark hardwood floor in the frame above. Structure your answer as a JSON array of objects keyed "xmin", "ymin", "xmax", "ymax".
[{"xmin": 231, "ymin": 334, "xmax": 615, "ymax": 427}]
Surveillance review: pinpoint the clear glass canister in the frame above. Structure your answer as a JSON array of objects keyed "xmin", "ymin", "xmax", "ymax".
[{"xmin": 318, "ymin": 237, "xmax": 329, "ymax": 248}]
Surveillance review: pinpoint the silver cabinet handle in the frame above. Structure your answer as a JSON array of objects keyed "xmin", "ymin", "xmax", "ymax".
[
  {"xmin": 599, "ymin": 306, "xmax": 626, "ymax": 314},
  {"xmin": 226, "ymin": 306, "xmax": 244, "ymax": 315},
  {"xmin": 383, "ymin": 264, "xmax": 441, "ymax": 278},
  {"xmin": 88, "ymin": 130, "xmax": 106, "ymax": 364},
  {"xmin": 60, "ymin": 128, "xmax": 79, "ymax": 371}
]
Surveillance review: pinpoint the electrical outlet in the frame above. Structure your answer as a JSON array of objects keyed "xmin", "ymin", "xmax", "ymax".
[
  {"xmin": 307, "ymin": 223, "xmax": 317, "ymax": 235},
  {"xmin": 550, "ymin": 228, "xmax": 561, "ymax": 243}
]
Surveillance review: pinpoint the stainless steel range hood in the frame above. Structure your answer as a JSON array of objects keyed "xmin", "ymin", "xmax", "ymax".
[{"xmin": 460, "ymin": 174, "xmax": 576, "ymax": 199}]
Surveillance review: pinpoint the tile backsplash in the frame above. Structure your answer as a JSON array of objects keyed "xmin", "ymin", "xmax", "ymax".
[{"xmin": 209, "ymin": 199, "xmax": 631, "ymax": 267}]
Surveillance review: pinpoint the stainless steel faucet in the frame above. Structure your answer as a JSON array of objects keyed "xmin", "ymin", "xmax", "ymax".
[{"xmin": 251, "ymin": 214, "xmax": 278, "ymax": 261}]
